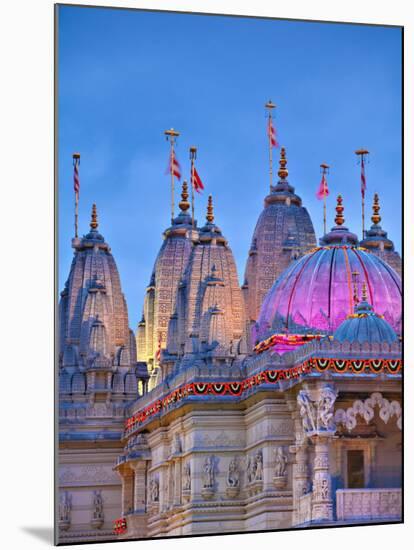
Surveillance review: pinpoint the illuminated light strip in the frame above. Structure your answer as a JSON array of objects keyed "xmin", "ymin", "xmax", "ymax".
[{"xmin": 125, "ymin": 357, "xmax": 401, "ymax": 431}]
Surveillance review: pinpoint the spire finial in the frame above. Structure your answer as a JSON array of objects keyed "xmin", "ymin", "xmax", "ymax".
[
  {"xmin": 371, "ymin": 192, "xmax": 381, "ymax": 225},
  {"xmin": 362, "ymin": 280, "xmax": 368, "ymax": 302},
  {"xmin": 90, "ymin": 203, "xmax": 98, "ymax": 230},
  {"xmin": 206, "ymin": 195, "xmax": 214, "ymax": 223},
  {"xmin": 352, "ymin": 271, "xmax": 359, "ymax": 305},
  {"xmin": 277, "ymin": 147, "xmax": 288, "ymax": 181},
  {"xmin": 179, "ymin": 180, "xmax": 190, "ymax": 213},
  {"xmin": 335, "ymin": 195, "xmax": 345, "ymax": 226}
]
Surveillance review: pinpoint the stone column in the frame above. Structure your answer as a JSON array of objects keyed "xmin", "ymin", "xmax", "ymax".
[
  {"xmin": 131, "ymin": 461, "xmax": 147, "ymax": 513},
  {"xmin": 173, "ymin": 459, "xmax": 182, "ymax": 506},
  {"xmin": 290, "ymin": 413, "xmax": 309, "ymax": 525},
  {"xmin": 121, "ymin": 467, "xmax": 134, "ymax": 516},
  {"xmin": 311, "ymin": 433, "xmax": 334, "ymax": 521}
]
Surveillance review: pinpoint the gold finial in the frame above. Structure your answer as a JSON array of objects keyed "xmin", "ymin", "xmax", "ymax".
[
  {"xmin": 362, "ymin": 280, "xmax": 368, "ymax": 301},
  {"xmin": 352, "ymin": 271, "xmax": 359, "ymax": 305},
  {"xmin": 277, "ymin": 147, "xmax": 288, "ymax": 180},
  {"xmin": 206, "ymin": 194, "xmax": 214, "ymax": 223},
  {"xmin": 179, "ymin": 181, "xmax": 190, "ymax": 213},
  {"xmin": 90, "ymin": 203, "xmax": 98, "ymax": 230},
  {"xmin": 335, "ymin": 195, "xmax": 345, "ymax": 226},
  {"xmin": 371, "ymin": 193, "xmax": 381, "ymax": 225}
]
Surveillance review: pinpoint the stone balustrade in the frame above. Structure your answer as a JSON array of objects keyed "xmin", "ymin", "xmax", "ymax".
[{"xmin": 336, "ymin": 488, "xmax": 401, "ymax": 522}]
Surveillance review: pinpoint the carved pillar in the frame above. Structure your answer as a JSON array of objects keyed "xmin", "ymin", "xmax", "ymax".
[
  {"xmin": 290, "ymin": 413, "xmax": 309, "ymax": 525},
  {"xmin": 296, "ymin": 383, "xmax": 338, "ymax": 524},
  {"xmin": 131, "ymin": 461, "xmax": 147, "ymax": 513},
  {"xmin": 159, "ymin": 465, "xmax": 168, "ymax": 512},
  {"xmin": 173, "ymin": 458, "xmax": 182, "ymax": 506},
  {"xmin": 311, "ymin": 433, "xmax": 334, "ymax": 521}
]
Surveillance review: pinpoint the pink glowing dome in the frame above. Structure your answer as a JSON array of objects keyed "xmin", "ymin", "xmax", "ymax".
[{"xmin": 255, "ymin": 244, "xmax": 402, "ymax": 343}]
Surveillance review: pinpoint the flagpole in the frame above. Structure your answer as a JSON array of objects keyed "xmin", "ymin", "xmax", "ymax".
[
  {"xmin": 265, "ymin": 100, "xmax": 276, "ymax": 193},
  {"xmin": 355, "ymin": 148, "xmax": 369, "ymax": 239},
  {"xmin": 165, "ymin": 128, "xmax": 180, "ymax": 224},
  {"xmin": 189, "ymin": 146, "xmax": 197, "ymax": 229},
  {"xmin": 320, "ymin": 163, "xmax": 329, "ymax": 235},
  {"xmin": 73, "ymin": 153, "xmax": 80, "ymax": 238}
]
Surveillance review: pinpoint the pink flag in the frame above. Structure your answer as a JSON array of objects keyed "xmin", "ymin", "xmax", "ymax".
[
  {"xmin": 361, "ymin": 157, "xmax": 366, "ymax": 198},
  {"xmin": 267, "ymin": 118, "xmax": 279, "ymax": 148},
  {"xmin": 73, "ymin": 162, "xmax": 80, "ymax": 195},
  {"xmin": 316, "ymin": 173, "xmax": 329, "ymax": 200},
  {"xmin": 166, "ymin": 151, "xmax": 181, "ymax": 179},
  {"xmin": 191, "ymin": 166, "xmax": 204, "ymax": 194}
]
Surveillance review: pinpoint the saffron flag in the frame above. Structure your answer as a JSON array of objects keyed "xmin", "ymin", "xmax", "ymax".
[
  {"xmin": 191, "ymin": 166, "xmax": 205, "ymax": 194},
  {"xmin": 73, "ymin": 162, "xmax": 80, "ymax": 195},
  {"xmin": 316, "ymin": 173, "xmax": 329, "ymax": 200},
  {"xmin": 267, "ymin": 118, "xmax": 279, "ymax": 148},
  {"xmin": 166, "ymin": 151, "xmax": 181, "ymax": 180},
  {"xmin": 361, "ymin": 157, "xmax": 367, "ymax": 198}
]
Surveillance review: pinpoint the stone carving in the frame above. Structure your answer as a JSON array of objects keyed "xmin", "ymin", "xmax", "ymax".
[
  {"xmin": 335, "ymin": 392, "xmax": 402, "ymax": 431},
  {"xmin": 150, "ymin": 477, "xmax": 159, "ymax": 502},
  {"xmin": 202, "ymin": 455, "xmax": 215, "ymax": 488},
  {"xmin": 226, "ymin": 457, "xmax": 240, "ymax": 498},
  {"xmin": 59, "ymin": 465, "xmax": 119, "ymax": 486},
  {"xmin": 246, "ymin": 455, "xmax": 254, "ymax": 484},
  {"xmin": 297, "ymin": 386, "xmax": 337, "ymax": 434},
  {"xmin": 172, "ymin": 433, "xmax": 182, "ymax": 455},
  {"xmin": 336, "ymin": 489, "xmax": 402, "ymax": 521},
  {"xmin": 183, "ymin": 462, "xmax": 191, "ymax": 491},
  {"xmin": 91, "ymin": 490, "xmax": 104, "ymax": 529},
  {"xmin": 227, "ymin": 457, "xmax": 240, "ymax": 487},
  {"xmin": 201, "ymin": 455, "xmax": 216, "ymax": 500},
  {"xmin": 254, "ymin": 449, "xmax": 263, "ymax": 481},
  {"xmin": 273, "ymin": 447, "xmax": 288, "ymax": 489},
  {"xmin": 58, "ymin": 491, "xmax": 71, "ymax": 531}
]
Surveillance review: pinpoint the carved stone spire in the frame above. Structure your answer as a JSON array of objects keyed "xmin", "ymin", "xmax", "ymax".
[
  {"xmin": 206, "ymin": 195, "xmax": 214, "ymax": 224},
  {"xmin": 90, "ymin": 203, "xmax": 99, "ymax": 230},
  {"xmin": 277, "ymin": 147, "xmax": 289, "ymax": 181},
  {"xmin": 371, "ymin": 193, "xmax": 381, "ymax": 225},
  {"xmin": 179, "ymin": 181, "xmax": 190, "ymax": 213},
  {"xmin": 334, "ymin": 195, "xmax": 344, "ymax": 226}
]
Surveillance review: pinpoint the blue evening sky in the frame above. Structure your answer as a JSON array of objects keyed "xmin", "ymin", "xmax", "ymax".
[{"xmin": 57, "ymin": 5, "xmax": 402, "ymax": 329}]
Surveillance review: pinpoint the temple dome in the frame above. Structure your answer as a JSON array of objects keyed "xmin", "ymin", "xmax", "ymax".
[
  {"xmin": 166, "ymin": 195, "xmax": 248, "ymax": 364},
  {"xmin": 333, "ymin": 289, "xmax": 398, "ymax": 345},
  {"xmin": 255, "ymin": 197, "xmax": 402, "ymax": 343},
  {"xmin": 137, "ymin": 181, "xmax": 196, "ymax": 387},
  {"xmin": 243, "ymin": 147, "xmax": 316, "ymax": 325},
  {"xmin": 59, "ymin": 204, "xmax": 136, "ymax": 371}
]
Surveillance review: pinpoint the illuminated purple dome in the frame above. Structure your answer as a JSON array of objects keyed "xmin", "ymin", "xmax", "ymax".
[{"xmin": 254, "ymin": 197, "xmax": 402, "ymax": 343}]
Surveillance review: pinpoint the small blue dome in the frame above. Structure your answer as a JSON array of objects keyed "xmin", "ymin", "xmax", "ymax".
[{"xmin": 333, "ymin": 299, "xmax": 397, "ymax": 344}]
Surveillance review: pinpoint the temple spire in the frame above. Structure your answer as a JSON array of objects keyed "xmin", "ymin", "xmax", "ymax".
[
  {"xmin": 90, "ymin": 203, "xmax": 98, "ymax": 230},
  {"xmin": 206, "ymin": 195, "xmax": 214, "ymax": 223},
  {"xmin": 334, "ymin": 195, "xmax": 344, "ymax": 226},
  {"xmin": 371, "ymin": 192, "xmax": 381, "ymax": 225},
  {"xmin": 179, "ymin": 181, "xmax": 190, "ymax": 213},
  {"xmin": 277, "ymin": 147, "xmax": 289, "ymax": 181}
]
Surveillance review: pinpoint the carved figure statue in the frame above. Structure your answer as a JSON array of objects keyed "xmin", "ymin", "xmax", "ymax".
[
  {"xmin": 92, "ymin": 490, "xmax": 104, "ymax": 519},
  {"xmin": 150, "ymin": 477, "xmax": 159, "ymax": 502},
  {"xmin": 227, "ymin": 457, "xmax": 240, "ymax": 488},
  {"xmin": 246, "ymin": 455, "xmax": 254, "ymax": 484},
  {"xmin": 202, "ymin": 455, "xmax": 215, "ymax": 489},
  {"xmin": 183, "ymin": 462, "xmax": 191, "ymax": 491},
  {"xmin": 254, "ymin": 449, "xmax": 263, "ymax": 481},
  {"xmin": 317, "ymin": 387, "xmax": 338, "ymax": 431},
  {"xmin": 59, "ymin": 491, "xmax": 71, "ymax": 522},
  {"xmin": 297, "ymin": 390, "xmax": 316, "ymax": 432},
  {"xmin": 274, "ymin": 447, "xmax": 287, "ymax": 478},
  {"xmin": 172, "ymin": 433, "xmax": 182, "ymax": 455}
]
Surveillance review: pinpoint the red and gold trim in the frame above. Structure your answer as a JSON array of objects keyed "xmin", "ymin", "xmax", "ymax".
[
  {"xmin": 125, "ymin": 357, "xmax": 401, "ymax": 432},
  {"xmin": 113, "ymin": 518, "xmax": 127, "ymax": 535}
]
